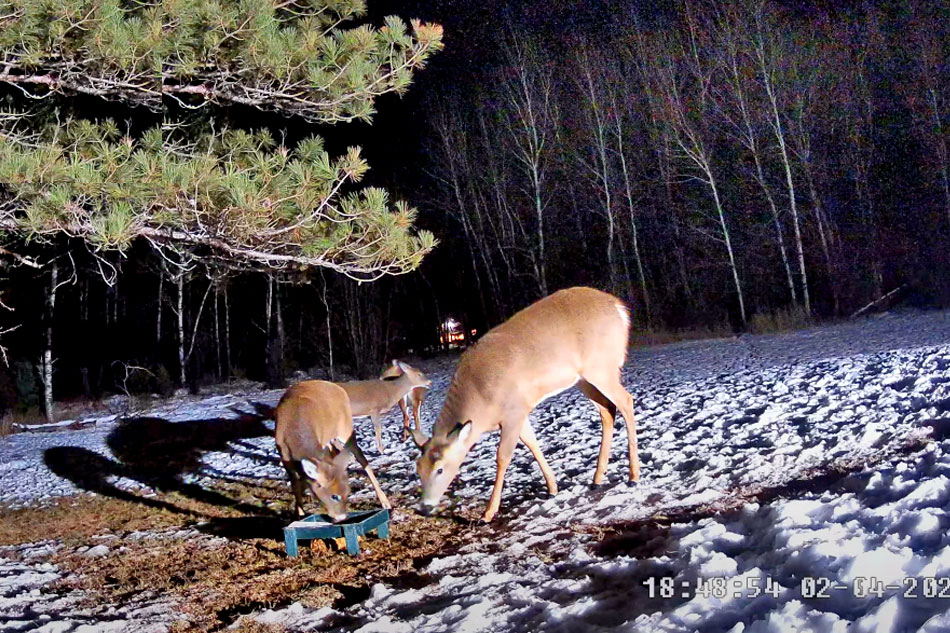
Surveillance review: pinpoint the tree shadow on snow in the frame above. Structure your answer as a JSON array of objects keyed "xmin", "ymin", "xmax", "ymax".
[{"xmin": 43, "ymin": 408, "xmax": 288, "ymax": 539}]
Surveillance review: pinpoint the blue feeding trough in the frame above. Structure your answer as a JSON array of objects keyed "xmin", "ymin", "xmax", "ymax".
[{"xmin": 284, "ymin": 509, "xmax": 390, "ymax": 557}]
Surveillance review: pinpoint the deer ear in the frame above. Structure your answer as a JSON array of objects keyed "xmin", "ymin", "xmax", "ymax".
[
  {"xmin": 396, "ymin": 360, "xmax": 409, "ymax": 373},
  {"xmin": 410, "ymin": 425, "xmax": 429, "ymax": 448},
  {"xmin": 332, "ymin": 445, "xmax": 351, "ymax": 467},
  {"xmin": 300, "ymin": 458, "xmax": 321, "ymax": 481},
  {"xmin": 391, "ymin": 359, "xmax": 399, "ymax": 367},
  {"xmin": 449, "ymin": 420, "xmax": 473, "ymax": 445}
]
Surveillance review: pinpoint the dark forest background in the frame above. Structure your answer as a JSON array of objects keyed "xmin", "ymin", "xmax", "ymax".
[{"xmin": 1, "ymin": 0, "xmax": 948, "ymax": 416}]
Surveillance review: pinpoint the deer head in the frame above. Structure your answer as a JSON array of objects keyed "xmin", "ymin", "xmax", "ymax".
[
  {"xmin": 299, "ymin": 441, "xmax": 351, "ymax": 522},
  {"xmin": 413, "ymin": 420, "xmax": 473, "ymax": 515}
]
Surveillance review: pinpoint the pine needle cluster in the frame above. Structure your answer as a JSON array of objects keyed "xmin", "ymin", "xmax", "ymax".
[{"xmin": 0, "ymin": 1, "xmax": 442, "ymax": 277}]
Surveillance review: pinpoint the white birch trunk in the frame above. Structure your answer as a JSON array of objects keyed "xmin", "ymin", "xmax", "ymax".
[
  {"xmin": 42, "ymin": 259, "xmax": 57, "ymax": 423},
  {"xmin": 176, "ymin": 272, "xmax": 185, "ymax": 386}
]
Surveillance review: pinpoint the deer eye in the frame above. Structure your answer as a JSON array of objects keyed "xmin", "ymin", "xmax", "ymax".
[
  {"xmin": 330, "ymin": 494, "xmax": 341, "ymax": 502},
  {"xmin": 435, "ymin": 467, "xmax": 444, "ymax": 476}
]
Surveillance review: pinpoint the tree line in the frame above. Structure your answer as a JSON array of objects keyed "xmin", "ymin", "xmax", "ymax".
[{"xmin": 420, "ymin": 0, "xmax": 949, "ymax": 331}]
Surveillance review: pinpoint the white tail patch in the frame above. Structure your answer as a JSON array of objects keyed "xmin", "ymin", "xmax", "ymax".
[{"xmin": 615, "ymin": 302, "xmax": 630, "ymax": 329}]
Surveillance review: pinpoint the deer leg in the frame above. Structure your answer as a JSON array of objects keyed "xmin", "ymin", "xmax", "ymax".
[
  {"xmin": 577, "ymin": 379, "xmax": 617, "ymax": 485},
  {"xmin": 371, "ymin": 413, "xmax": 384, "ymax": 453},
  {"xmin": 411, "ymin": 394, "xmax": 423, "ymax": 430},
  {"xmin": 283, "ymin": 460, "xmax": 306, "ymax": 517},
  {"xmin": 582, "ymin": 373, "xmax": 639, "ymax": 482},
  {"xmin": 483, "ymin": 423, "xmax": 520, "ymax": 522},
  {"xmin": 520, "ymin": 421, "xmax": 557, "ymax": 495},
  {"xmin": 399, "ymin": 398, "xmax": 410, "ymax": 441},
  {"xmin": 345, "ymin": 434, "xmax": 392, "ymax": 510}
]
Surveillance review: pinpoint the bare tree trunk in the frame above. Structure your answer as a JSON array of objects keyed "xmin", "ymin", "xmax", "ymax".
[
  {"xmin": 213, "ymin": 286, "xmax": 221, "ymax": 379},
  {"xmin": 42, "ymin": 258, "xmax": 57, "ymax": 423},
  {"xmin": 716, "ymin": 11, "xmax": 798, "ymax": 307},
  {"xmin": 156, "ymin": 273, "xmax": 163, "ymax": 356},
  {"xmin": 711, "ymin": 178, "xmax": 747, "ymax": 325},
  {"xmin": 320, "ymin": 272, "xmax": 334, "ymax": 380},
  {"xmin": 661, "ymin": 33, "xmax": 748, "ymax": 325},
  {"xmin": 275, "ymin": 280, "xmax": 285, "ymax": 375},
  {"xmin": 183, "ymin": 280, "xmax": 212, "ymax": 388},
  {"xmin": 175, "ymin": 270, "xmax": 186, "ymax": 386},
  {"xmin": 931, "ymin": 89, "xmax": 950, "ymax": 229},
  {"xmin": 501, "ymin": 38, "xmax": 557, "ymax": 297},
  {"xmin": 578, "ymin": 49, "xmax": 620, "ymax": 293},
  {"xmin": 223, "ymin": 284, "xmax": 231, "ymax": 379},
  {"xmin": 752, "ymin": 13, "xmax": 810, "ymax": 313},
  {"xmin": 266, "ymin": 274, "xmax": 273, "ymax": 338},
  {"xmin": 613, "ymin": 101, "xmax": 652, "ymax": 321},
  {"xmin": 80, "ymin": 279, "xmax": 91, "ymax": 399},
  {"xmin": 433, "ymin": 109, "xmax": 493, "ymax": 324}
]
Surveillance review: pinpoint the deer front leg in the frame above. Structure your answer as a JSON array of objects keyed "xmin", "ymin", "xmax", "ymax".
[
  {"xmin": 346, "ymin": 434, "xmax": 392, "ymax": 510},
  {"xmin": 283, "ymin": 461, "xmax": 306, "ymax": 517},
  {"xmin": 371, "ymin": 413, "xmax": 384, "ymax": 453},
  {"xmin": 520, "ymin": 421, "xmax": 557, "ymax": 495},
  {"xmin": 483, "ymin": 425, "xmax": 520, "ymax": 522}
]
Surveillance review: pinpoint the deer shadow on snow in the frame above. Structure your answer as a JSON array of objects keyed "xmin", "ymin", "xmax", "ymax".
[{"xmin": 43, "ymin": 405, "xmax": 289, "ymax": 540}]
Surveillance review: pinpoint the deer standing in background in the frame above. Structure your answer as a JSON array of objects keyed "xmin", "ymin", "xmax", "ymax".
[
  {"xmin": 381, "ymin": 359, "xmax": 429, "ymax": 442},
  {"xmin": 412, "ymin": 287, "xmax": 639, "ymax": 522},
  {"xmin": 275, "ymin": 380, "xmax": 391, "ymax": 520},
  {"xmin": 338, "ymin": 361, "xmax": 431, "ymax": 453}
]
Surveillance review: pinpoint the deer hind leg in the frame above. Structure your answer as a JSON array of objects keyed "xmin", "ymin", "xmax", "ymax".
[
  {"xmin": 345, "ymin": 434, "xmax": 392, "ymax": 510},
  {"xmin": 577, "ymin": 379, "xmax": 617, "ymax": 485},
  {"xmin": 581, "ymin": 372, "xmax": 639, "ymax": 483},
  {"xmin": 371, "ymin": 413, "xmax": 384, "ymax": 453},
  {"xmin": 398, "ymin": 398, "xmax": 411, "ymax": 441},
  {"xmin": 411, "ymin": 395, "xmax": 422, "ymax": 431},
  {"xmin": 484, "ymin": 422, "xmax": 521, "ymax": 522},
  {"xmin": 520, "ymin": 421, "xmax": 557, "ymax": 495}
]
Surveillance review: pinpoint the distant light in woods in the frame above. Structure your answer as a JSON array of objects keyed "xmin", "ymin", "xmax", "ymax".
[{"xmin": 440, "ymin": 318, "xmax": 467, "ymax": 347}]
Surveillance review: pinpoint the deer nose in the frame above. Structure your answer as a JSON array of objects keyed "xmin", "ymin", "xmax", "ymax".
[{"xmin": 419, "ymin": 502, "xmax": 436, "ymax": 516}]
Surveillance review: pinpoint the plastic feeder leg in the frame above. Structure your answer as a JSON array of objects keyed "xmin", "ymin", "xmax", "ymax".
[{"xmin": 343, "ymin": 526, "xmax": 360, "ymax": 555}]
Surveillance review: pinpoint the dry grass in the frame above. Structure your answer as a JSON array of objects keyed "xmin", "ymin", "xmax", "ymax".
[
  {"xmin": 3, "ymin": 478, "xmax": 471, "ymax": 632},
  {"xmin": 2, "ymin": 401, "xmax": 113, "ymax": 427},
  {"xmin": 226, "ymin": 619, "xmax": 288, "ymax": 633},
  {"xmin": 0, "ymin": 412, "xmax": 13, "ymax": 438},
  {"xmin": 630, "ymin": 324, "xmax": 733, "ymax": 348},
  {"xmin": 749, "ymin": 305, "xmax": 814, "ymax": 334},
  {"xmin": 50, "ymin": 499, "xmax": 461, "ymax": 631},
  {"xmin": 0, "ymin": 485, "xmax": 261, "ymax": 547}
]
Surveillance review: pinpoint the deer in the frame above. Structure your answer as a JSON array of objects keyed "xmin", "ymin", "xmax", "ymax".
[
  {"xmin": 412, "ymin": 287, "xmax": 639, "ymax": 522},
  {"xmin": 380, "ymin": 359, "xmax": 429, "ymax": 442},
  {"xmin": 338, "ymin": 361, "xmax": 431, "ymax": 453},
  {"xmin": 274, "ymin": 380, "xmax": 391, "ymax": 521}
]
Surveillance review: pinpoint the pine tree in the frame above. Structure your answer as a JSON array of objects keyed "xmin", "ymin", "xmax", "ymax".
[{"xmin": 0, "ymin": 0, "xmax": 443, "ymax": 277}]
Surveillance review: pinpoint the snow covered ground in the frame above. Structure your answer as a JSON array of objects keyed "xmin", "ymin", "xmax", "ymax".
[{"xmin": 3, "ymin": 309, "xmax": 950, "ymax": 632}]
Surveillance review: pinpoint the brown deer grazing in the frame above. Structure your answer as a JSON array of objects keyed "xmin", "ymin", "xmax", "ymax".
[
  {"xmin": 412, "ymin": 287, "xmax": 639, "ymax": 522},
  {"xmin": 275, "ymin": 380, "xmax": 391, "ymax": 521},
  {"xmin": 380, "ymin": 360, "xmax": 429, "ymax": 442},
  {"xmin": 338, "ymin": 361, "xmax": 431, "ymax": 453}
]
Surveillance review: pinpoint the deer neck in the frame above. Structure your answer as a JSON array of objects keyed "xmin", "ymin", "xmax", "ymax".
[
  {"xmin": 432, "ymin": 379, "xmax": 492, "ymax": 443},
  {"xmin": 386, "ymin": 373, "xmax": 418, "ymax": 401}
]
